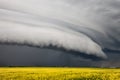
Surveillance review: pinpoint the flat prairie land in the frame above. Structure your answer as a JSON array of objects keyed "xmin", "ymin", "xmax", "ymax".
[{"xmin": 0, "ymin": 67, "xmax": 120, "ymax": 80}]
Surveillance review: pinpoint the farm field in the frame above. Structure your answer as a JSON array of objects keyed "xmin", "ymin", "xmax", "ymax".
[{"xmin": 0, "ymin": 67, "xmax": 120, "ymax": 80}]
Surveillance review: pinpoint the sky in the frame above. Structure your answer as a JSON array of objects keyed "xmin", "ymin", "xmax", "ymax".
[{"xmin": 0, "ymin": 0, "xmax": 120, "ymax": 67}]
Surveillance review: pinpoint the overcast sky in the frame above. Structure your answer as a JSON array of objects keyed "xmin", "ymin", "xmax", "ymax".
[{"xmin": 0, "ymin": 0, "xmax": 120, "ymax": 67}]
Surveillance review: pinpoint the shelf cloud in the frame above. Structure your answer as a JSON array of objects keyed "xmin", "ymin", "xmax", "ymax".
[{"xmin": 0, "ymin": 0, "xmax": 120, "ymax": 59}]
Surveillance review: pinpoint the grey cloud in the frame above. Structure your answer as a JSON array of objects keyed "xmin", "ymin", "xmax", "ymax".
[
  {"xmin": 0, "ymin": 45, "xmax": 120, "ymax": 67},
  {"xmin": 0, "ymin": 0, "xmax": 120, "ymax": 62}
]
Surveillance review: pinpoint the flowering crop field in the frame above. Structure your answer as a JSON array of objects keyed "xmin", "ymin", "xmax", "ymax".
[{"xmin": 0, "ymin": 67, "xmax": 120, "ymax": 80}]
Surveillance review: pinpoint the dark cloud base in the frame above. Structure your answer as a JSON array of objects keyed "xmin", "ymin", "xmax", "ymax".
[
  {"xmin": 0, "ymin": 43, "xmax": 106, "ymax": 60},
  {"xmin": 0, "ymin": 45, "xmax": 119, "ymax": 67}
]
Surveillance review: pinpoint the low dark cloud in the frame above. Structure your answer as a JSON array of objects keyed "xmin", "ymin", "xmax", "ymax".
[{"xmin": 0, "ymin": 45, "xmax": 120, "ymax": 67}]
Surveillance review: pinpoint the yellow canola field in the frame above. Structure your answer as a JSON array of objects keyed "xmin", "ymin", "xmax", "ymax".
[{"xmin": 0, "ymin": 67, "xmax": 120, "ymax": 80}]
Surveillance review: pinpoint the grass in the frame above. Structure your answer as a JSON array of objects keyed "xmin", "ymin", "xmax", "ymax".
[{"xmin": 0, "ymin": 67, "xmax": 120, "ymax": 80}]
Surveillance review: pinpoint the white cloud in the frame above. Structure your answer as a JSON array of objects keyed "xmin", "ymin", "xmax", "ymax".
[{"xmin": 0, "ymin": 0, "xmax": 120, "ymax": 58}]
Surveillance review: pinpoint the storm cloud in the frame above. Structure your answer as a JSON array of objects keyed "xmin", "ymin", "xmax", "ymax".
[{"xmin": 0, "ymin": 0, "xmax": 120, "ymax": 64}]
